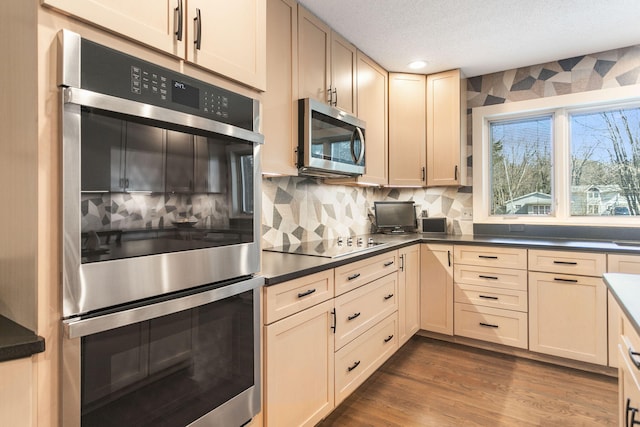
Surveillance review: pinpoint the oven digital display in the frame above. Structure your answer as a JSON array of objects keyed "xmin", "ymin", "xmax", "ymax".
[{"xmin": 172, "ymin": 80, "xmax": 199, "ymax": 109}]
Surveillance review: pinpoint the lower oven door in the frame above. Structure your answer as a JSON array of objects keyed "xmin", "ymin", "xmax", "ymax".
[{"xmin": 62, "ymin": 275, "xmax": 263, "ymax": 427}]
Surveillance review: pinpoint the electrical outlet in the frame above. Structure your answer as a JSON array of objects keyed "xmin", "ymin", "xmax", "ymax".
[{"xmin": 462, "ymin": 208, "xmax": 473, "ymax": 221}]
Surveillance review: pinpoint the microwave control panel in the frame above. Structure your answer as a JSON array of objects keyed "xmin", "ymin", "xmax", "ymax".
[{"xmin": 78, "ymin": 39, "xmax": 255, "ymax": 131}]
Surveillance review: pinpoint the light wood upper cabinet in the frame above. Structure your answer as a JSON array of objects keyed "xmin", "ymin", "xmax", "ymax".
[
  {"xmin": 326, "ymin": 51, "xmax": 388, "ymax": 186},
  {"xmin": 43, "ymin": 0, "xmax": 185, "ymax": 56},
  {"xmin": 297, "ymin": 5, "xmax": 356, "ymax": 113},
  {"xmin": 42, "ymin": 0, "xmax": 267, "ymax": 90},
  {"xmin": 388, "ymin": 73, "xmax": 427, "ymax": 186},
  {"xmin": 186, "ymin": 0, "xmax": 267, "ymax": 90},
  {"xmin": 420, "ymin": 243, "xmax": 453, "ymax": 335},
  {"xmin": 426, "ymin": 69, "xmax": 464, "ymax": 187},
  {"xmin": 262, "ymin": 0, "xmax": 298, "ymax": 175}
]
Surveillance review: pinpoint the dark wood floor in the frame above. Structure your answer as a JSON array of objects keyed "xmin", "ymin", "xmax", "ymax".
[{"xmin": 318, "ymin": 336, "xmax": 618, "ymax": 427}]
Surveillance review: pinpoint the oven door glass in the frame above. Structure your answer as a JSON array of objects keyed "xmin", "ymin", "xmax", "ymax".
[
  {"xmin": 80, "ymin": 288, "xmax": 256, "ymax": 427},
  {"xmin": 80, "ymin": 106, "xmax": 255, "ymax": 263}
]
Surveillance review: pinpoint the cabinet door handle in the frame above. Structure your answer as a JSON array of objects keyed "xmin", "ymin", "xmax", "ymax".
[
  {"xmin": 347, "ymin": 360, "xmax": 361, "ymax": 372},
  {"xmin": 194, "ymin": 8, "xmax": 202, "ymax": 50},
  {"xmin": 479, "ymin": 322, "xmax": 499, "ymax": 328},
  {"xmin": 478, "ymin": 255, "xmax": 498, "ymax": 259},
  {"xmin": 479, "ymin": 275, "xmax": 498, "ymax": 280},
  {"xmin": 347, "ymin": 273, "xmax": 361, "ymax": 281},
  {"xmin": 399, "ymin": 254, "xmax": 405, "ymax": 272},
  {"xmin": 384, "ymin": 335, "xmax": 394, "ymax": 343},
  {"xmin": 175, "ymin": 0, "xmax": 183, "ymax": 41},
  {"xmin": 553, "ymin": 260, "xmax": 577, "ymax": 265},
  {"xmin": 626, "ymin": 398, "xmax": 640, "ymax": 426},
  {"xmin": 384, "ymin": 261, "xmax": 394, "ymax": 267},
  {"xmin": 447, "ymin": 250, "xmax": 451, "ymax": 267},
  {"xmin": 331, "ymin": 309, "xmax": 336, "ymax": 333},
  {"xmin": 297, "ymin": 289, "xmax": 316, "ymax": 298},
  {"xmin": 332, "ymin": 88, "xmax": 337, "ymax": 106},
  {"xmin": 554, "ymin": 277, "xmax": 578, "ymax": 283},
  {"xmin": 384, "ymin": 294, "xmax": 394, "ymax": 300},
  {"xmin": 479, "ymin": 295, "xmax": 499, "ymax": 300},
  {"xmin": 454, "ymin": 165, "xmax": 458, "ymax": 181},
  {"xmin": 347, "ymin": 312, "xmax": 361, "ymax": 321},
  {"xmin": 629, "ymin": 348, "xmax": 640, "ymax": 370},
  {"xmin": 327, "ymin": 86, "xmax": 333, "ymax": 104},
  {"xmin": 421, "ymin": 166, "xmax": 426, "ymax": 182}
]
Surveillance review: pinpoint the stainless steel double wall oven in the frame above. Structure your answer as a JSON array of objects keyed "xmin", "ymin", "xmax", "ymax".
[{"xmin": 59, "ymin": 30, "xmax": 263, "ymax": 427}]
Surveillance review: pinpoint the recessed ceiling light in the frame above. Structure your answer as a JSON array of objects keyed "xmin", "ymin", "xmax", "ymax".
[{"xmin": 408, "ymin": 60, "xmax": 428, "ymax": 70}]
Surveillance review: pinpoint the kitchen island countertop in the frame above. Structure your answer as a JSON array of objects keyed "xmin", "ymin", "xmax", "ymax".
[
  {"xmin": 0, "ymin": 315, "xmax": 45, "ymax": 362},
  {"xmin": 603, "ymin": 273, "xmax": 640, "ymax": 338}
]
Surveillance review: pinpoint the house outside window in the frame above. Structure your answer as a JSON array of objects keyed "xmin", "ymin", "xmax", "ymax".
[{"xmin": 473, "ymin": 85, "xmax": 640, "ymax": 225}]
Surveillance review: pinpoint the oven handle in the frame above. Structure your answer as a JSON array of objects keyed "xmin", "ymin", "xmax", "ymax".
[
  {"xmin": 64, "ymin": 275, "xmax": 264, "ymax": 339},
  {"xmin": 62, "ymin": 86, "xmax": 264, "ymax": 145}
]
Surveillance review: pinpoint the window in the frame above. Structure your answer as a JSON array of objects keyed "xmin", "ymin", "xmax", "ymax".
[{"xmin": 473, "ymin": 85, "xmax": 640, "ymax": 225}]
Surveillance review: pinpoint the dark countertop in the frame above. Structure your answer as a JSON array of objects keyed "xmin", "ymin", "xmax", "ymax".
[
  {"xmin": 603, "ymin": 273, "xmax": 640, "ymax": 338},
  {"xmin": 0, "ymin": 315, "xmax": 45, "ymax": 362},
  {"xmin": 261, "ymin": 232, "xmax": 640, "ymax": 285}
]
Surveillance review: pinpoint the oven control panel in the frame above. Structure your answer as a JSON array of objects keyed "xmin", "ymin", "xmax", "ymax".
[{"xmin": 79, "ymin": 39, "xmax": 255, "ymax": 131}]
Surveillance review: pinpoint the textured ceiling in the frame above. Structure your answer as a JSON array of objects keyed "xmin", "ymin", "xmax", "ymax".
[{"xmin": 297, "ymin": 0, "xmax": 640, "ymax": 77}]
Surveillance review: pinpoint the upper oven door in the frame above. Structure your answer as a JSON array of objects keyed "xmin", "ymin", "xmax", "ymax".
[
  {"xmin": 60, "ymin": 32, "xmax": 264, "ymax": 317},
  {"xmin": 299, "ymin": 98, "xmax": 366, "ymax": 177}
]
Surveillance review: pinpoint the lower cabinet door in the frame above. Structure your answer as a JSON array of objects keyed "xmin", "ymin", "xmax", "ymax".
[
  {"xmin": 335, "ymin": 313, "xmax": 398, "ymax": 405},
  {"xmin": 529, "ymin": 272, "xmax": 607, "ymax": 365},
  {"xmin": 264, "ymin": 299, "xmax": 335, "ymax": 427},
  {"xmin": 454, "ymin": 303, "xmax": 528, "ymax": 349}
]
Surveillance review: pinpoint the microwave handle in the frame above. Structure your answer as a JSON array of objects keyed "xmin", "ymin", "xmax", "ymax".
[{"xmin": 350, "ymin": 127, "xmax": 365, "ymax": 165}]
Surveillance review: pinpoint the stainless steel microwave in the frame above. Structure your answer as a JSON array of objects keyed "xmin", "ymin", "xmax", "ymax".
[{"xmin": 298, "ymin": 98, "xmax": 366, "ymax": 178}]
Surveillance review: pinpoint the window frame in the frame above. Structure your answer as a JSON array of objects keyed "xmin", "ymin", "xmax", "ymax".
[{"xmin": 472, "ymin": 84, "xmax": 640, "ymax": 226}]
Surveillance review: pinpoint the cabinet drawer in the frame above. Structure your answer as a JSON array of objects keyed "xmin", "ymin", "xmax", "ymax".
[
  {"xmin": 529, "ymin": 249, "xmax": 605, "ymax": 276},
  {"xmin": 454, "ymin": 303, "xmax": 528, "ymax": 349},
  {"xmin": 454, "ymin": 245, "xmax": 527, "ymax": 270},
  {"xmin": 335, "ymin": 251, "xmax": 398, "ymax": 296},
  {"xmin": 335, "ymin": 313, "xmax": 397, "ymax": 405},
  {"xmin": 264, "ymin": 270, "xmax": 334, "ymax": 324},
  {"xmin": 334, "ymin": 273, "xmax": 397, "ymax": 350},
  {"xmin": 454, "ymin": 283, "xmax": 528, "ymax": 312},
  {"xmin": 454, "ymin": 264, "xmax": 527, "ymax": 291}
]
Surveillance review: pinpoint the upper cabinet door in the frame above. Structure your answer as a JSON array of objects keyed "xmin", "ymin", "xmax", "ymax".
[
  {"xmin": 298, "ymin": 5, "xmax": 331, "ymax": 104},
  {"xmin": 427, "ymin": 69, "xmax": 463, "ymax": 187},
  {"xmin": 388, "ymin": 73, "xmax": 426, "ymax": 187},
  {"xmin": 330, "ymin": 32, "xmax": 356, "ymax": 113},
  {"xmin": 42, "ymin": 0, "xmax": 185, "ymax": 57},
  {"xmin": 186, "ymin": 0, "xmax": 267, "ymax": 91}
]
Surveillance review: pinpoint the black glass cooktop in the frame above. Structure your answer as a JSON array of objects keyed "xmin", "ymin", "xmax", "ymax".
[{"xmin": 263, "ymin": 236, "xmax": 391, "ymax": 259}]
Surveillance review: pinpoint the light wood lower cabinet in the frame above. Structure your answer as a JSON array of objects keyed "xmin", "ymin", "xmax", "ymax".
[
  {"xmin": 398, "ymin": 244, "xmax": 420, "ymax": 345},
  {"xmin": 335, "ymin": 313, "xmax": 397, "ymax": 405},
  {"xmin": 618, "ymin": 311, "xmax": 640, "ymax": 427},
  {"xmin": 528, "ymin": 271, "xmax": 607, "ymax": 365},
  {"xmin": 264, "ymin": 299, "xmax": 335, "ymax": 427},
  {"xmin": 420, "ymin": 244, "xmax": 453, "ymax": 335},
  {"xmin": 0, "ymin": 357, "xmax": 33, "ymax": 427},
  {"xmin": 608, "ymin": 253, "xmax": 640, "ymax": 369}
]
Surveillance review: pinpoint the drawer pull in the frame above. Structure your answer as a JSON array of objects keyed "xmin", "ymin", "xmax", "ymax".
[
  {"xmin": 479, "ymin": 275, "xmax": 498, "ymax": 280},
  {"xmin": 629, "ymin": 348, "xmax": 640, "ymax": 370},
  {"xmin": 384, "ymin": 294, "xmax": 394, "ymax": 300},
  {"xmin": 384, "ymin": 261, "xmax": 395, "ymax": 267},
  {"xmin": 331, "ymin": 309, "xmax": 336, "ymax": 333},
  {"xmin": 384, "ymin": 335, "xmax": 394, "ymax": 343},
  {"xmin": 479, "ymin": 322, "xmax": 499, "ymax": 328},
  {"xmin": 347, "ymin": 273, "xmax": 361, "ymax": 281},
  {"xmin": 347, "ymin": 312, "xmax": 361, "ymax": 321},
  {"xmin": 478, "ymin": 255, "xmax": 498, "ymax": 259},
  {"xmin": 626, "ymin": 398, "xmax": 640, "ymax": 426},
  {"xmin": 553, "ymin": 260, "xmax": 578, "ymax": 265},
  {"xmin": 347, "ymin": 360, "xmax": 361, "ymax": 372},
  {"xmin": 297, "ymin": 289, "xmax": 316, "ymax": 298},
  {"xmin": 553, "ymin": 277, "xmax": 578, "ymax": 283},
  {"xmin": 479, "ymin": 295, "xmax": 499, "ymax": 300}
]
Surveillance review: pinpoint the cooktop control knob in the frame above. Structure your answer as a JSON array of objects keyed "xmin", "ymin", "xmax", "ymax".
[
  {"xmin": 337, "ymin": 237, "xmax": 343, "ymax": 246},
  {"xmin": 368, "ymin": 237, "xmax": 374, "ymax": 246},
  {"xmin": 347, "ymin": 237, "xmax": 353, "ymax": 246},
  {"xmin": 357, "ymin": 237, "xmax": 363, "ymax": 247}
]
